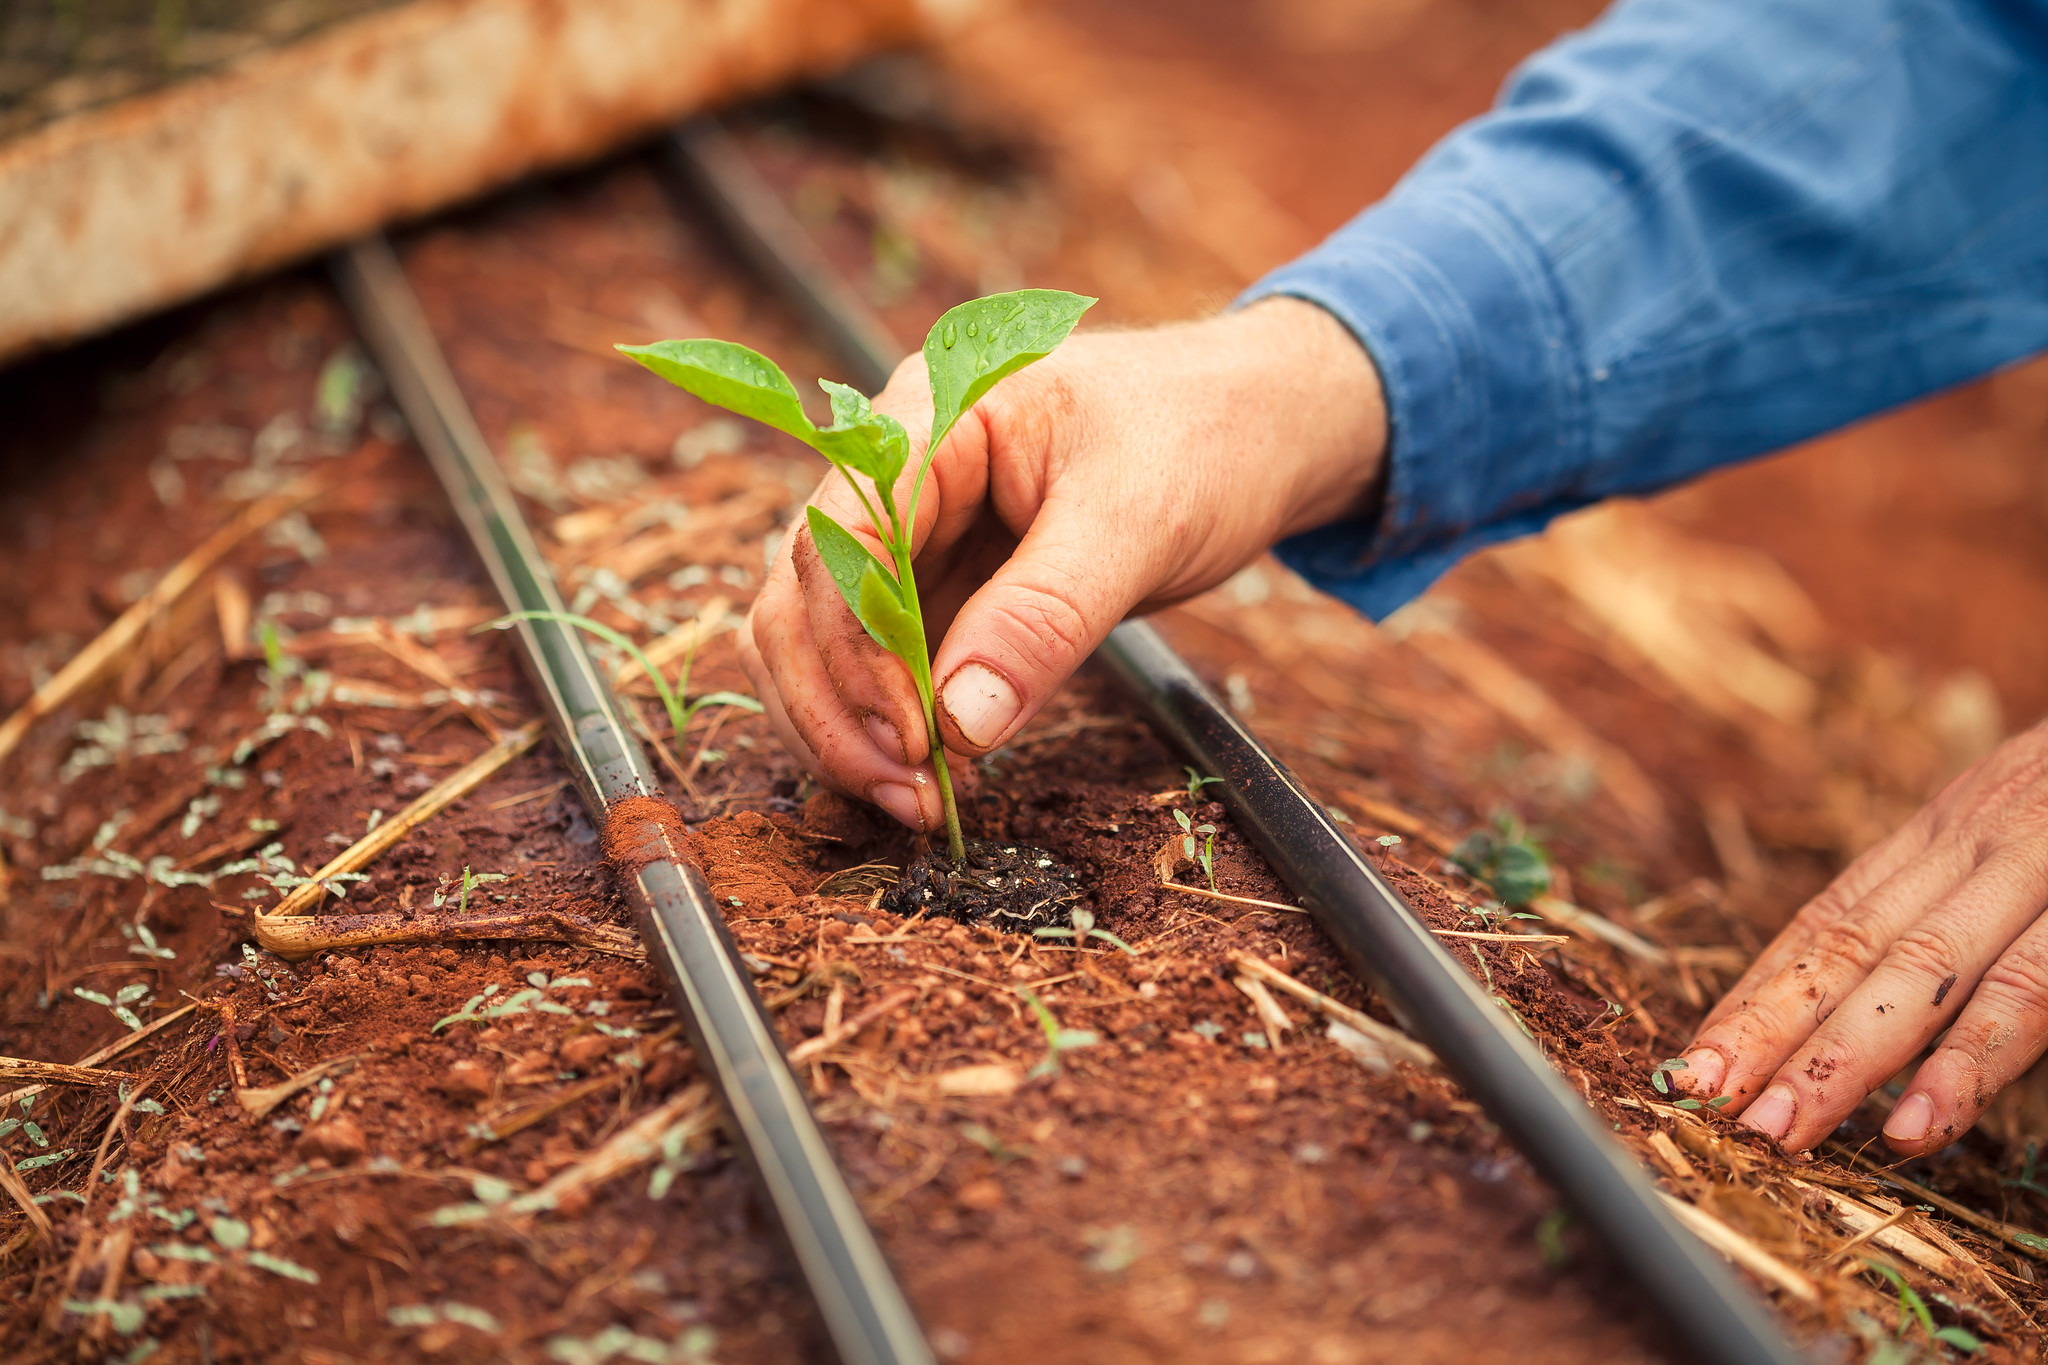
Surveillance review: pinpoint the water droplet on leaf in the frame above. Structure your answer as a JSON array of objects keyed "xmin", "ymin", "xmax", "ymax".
[
  {"xmin": 942, "ymin": 323, "xmax": 957, "ymax": 349},
  {"xmin": 965, "ymin": 320, "xmax": 978, "ymax": 337}
]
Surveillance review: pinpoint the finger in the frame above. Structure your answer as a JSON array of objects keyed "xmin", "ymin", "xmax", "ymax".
[
  {"xmin": 1885, "ymin": 916, "xmax": 2048, "ymax": 1155},
  {"xmin": 750, "ymin": 563, "xmax": 942, "ymax": 831},
  {"xmin": 925, "ymin": 389, "xmax": 1166, "ymax": 755},
  {"xmin": 1692, "ymin": 806, "xmax": 1938, "ymax": 1039},
  {"xmin": 791, "ymin": 519, "xmax": 929, "ymax": 766},
  {"xmin": 1736, "ymin": 844, "xmax": 2048, "ymax": 1151},
  {"xmin": 737, "ymin": 611, "xmax": 834, "ymax": 791},
  {"xmin": 1671, "ymin": 824, "xmax": 1975, "ymax": 1107}
]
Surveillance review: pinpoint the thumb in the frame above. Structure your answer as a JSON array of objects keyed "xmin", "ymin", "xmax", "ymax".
[{"xmin": 928, "ymin": 490, "xmax": 1157, "ymax": 755}]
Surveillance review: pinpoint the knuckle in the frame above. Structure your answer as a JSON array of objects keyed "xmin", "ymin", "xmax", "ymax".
[
  {"xmin": 985, "ymin": 577, "xmax": 1093, "ymax": 666},
  {"xmin": 1803, "ymin": 915, "xmax": 1887, "ymax": 973},
  {"xmin": 1976, "ymin": 949, "xmax": 2048, "ymax": 1011},
  {"xmin": 1885, "ymin": 924, "xmax": 1967, "ymax": 982}
]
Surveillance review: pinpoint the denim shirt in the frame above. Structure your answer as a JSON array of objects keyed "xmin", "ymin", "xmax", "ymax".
[{"xmin": 1244, "ymin": 0, "xmax": 2048, "ymax": 620}]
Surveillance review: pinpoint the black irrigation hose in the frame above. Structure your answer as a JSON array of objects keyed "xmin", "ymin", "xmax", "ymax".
[
  {"xmin": 329, "ymin": 236, "xmax": 935, "ymax": 1365},
  {"xmin": 673, "ymin": 117, "xmax": 1809, "ymax": 1365}
]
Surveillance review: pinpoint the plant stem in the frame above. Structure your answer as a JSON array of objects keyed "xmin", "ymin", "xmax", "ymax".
[{"xmin": 891, "ymin": 548, "xmax": 965, "ymax": 862}]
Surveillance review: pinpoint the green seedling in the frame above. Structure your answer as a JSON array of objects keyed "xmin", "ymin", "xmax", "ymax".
[
  {"xmin": 1018, "ymin": 986, "xmax": 1099, "ymax": 1078},
  {"xmin": 1449, "ymin": 809, "xmax": 1553, "ymax": 907},
  {"xmin": 1184, "ymin": 767, "xmax": 1222, "ymax": 800},
  {"xmin": 1535, "ymin": 1208, "xmax": 1573, "ymax": 1269},
  {"xmin": 2005, "ymin": 1142, "xmax": 2048, "ymax": 1200},
  {"xmin": 1864, "ymin": 1260, "xmax": 1982, "ymax": 1353},
  {"xmin": 1648, "ymin": 1056, "xmax": 1687, "ymax": 1095},
  {"xmin": 618, "ymin": 288, "xmax": 1097, "ymax": 861},
  {"xmin": 1032, "ymin": 906, "xmax": 1137, "ymax": 956},
  {"xmin": 1173, "ymin": 807, "xmax": 1220, "ymax": 890},
  {"xmin": 481, "ymin": 610, "xmax": 761, "ymax": 740}
]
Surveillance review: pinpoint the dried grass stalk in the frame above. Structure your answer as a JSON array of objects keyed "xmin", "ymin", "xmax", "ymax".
[
  {"xmin": 786, "ymin": 987, "xmax": 919, "ymax": 1065},
  {"xmin": 514, "ymin": 1083, "xmax": 716, "ymax": 1217},
  {"xmin": 1659, "ymin": 1192, "xmax": 1818, "ymax": 1303},
  {"xmin": 1529, "ymin": 895, "xmax": 1671, "ymax": 967},
  {"xmin": 0, "ymin": 1057, "xmax": 128, "ymax": 1089},
  {"xmin": 1228, "ymin": 952, "xmax": 1437, "ymax": 1071},
  {"xmin": 0, "ymin": 1001, "xmax": 198, "ymax": 1113},
  {"xmin": 0, "ymin": 451, "xmax": 381, "ymax": 767},
  {"xmin": 252, "ymin": 905, "xmax": 640, "ymax": 962},
  {"xmin": 265, "ymin": 719, "xmax": 543, "ymax": 917},
  {"xmin": 0, "ymin": 1151, "xmax": 51, "ymax": 1241}
]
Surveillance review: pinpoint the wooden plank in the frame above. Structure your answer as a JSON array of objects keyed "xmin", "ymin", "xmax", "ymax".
[{"xmin": 0, "ymin": 0, "xmax": 957, "ymax": 363}]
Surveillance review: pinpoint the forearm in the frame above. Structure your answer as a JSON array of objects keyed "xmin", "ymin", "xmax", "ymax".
[{"xmin": 1250, "ymin": 0, "xmax": 2048, "ymax": 618}]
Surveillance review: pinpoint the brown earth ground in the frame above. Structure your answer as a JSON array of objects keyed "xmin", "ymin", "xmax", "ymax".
[{"xmin": 6, "ymin": 1, "xmax": 2048, "ymax": 1363}]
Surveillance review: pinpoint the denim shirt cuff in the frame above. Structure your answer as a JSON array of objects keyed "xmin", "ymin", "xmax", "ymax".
[{"xmin": 1238, "ymin": 186, "xmax": 1592, "ymax": 620}]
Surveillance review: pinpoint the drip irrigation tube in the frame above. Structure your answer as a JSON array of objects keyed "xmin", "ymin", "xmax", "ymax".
[
  {"xmin": 673, "ymin": 116, "xmax": 1809, "ymax": 1365},
  {"xmin": 329, "ymin": 236, "xmax": 935, "ymax": 1365}
]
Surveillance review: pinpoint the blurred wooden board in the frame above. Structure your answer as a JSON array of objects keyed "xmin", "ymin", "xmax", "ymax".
[{"xmin": 0, "ymin": 0, "xmax": 958, "ymax": 364}]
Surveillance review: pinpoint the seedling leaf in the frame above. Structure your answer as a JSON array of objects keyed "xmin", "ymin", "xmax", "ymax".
[
  {"xmin": 805, "ymin": 507, "xmax": 896, "ymax": 626},
  {"xmin": 856, "ymin": 562, "xmax": 923, "ymax": 662},
  {"xmin": 923, "ymin": 290, "xmax": 1096, "ymax": 467},
  {"xmin": 616, "ymin": 340, "xmax": 817, "ymax": 446},
  {"xmin": 816, "ymin": 379, "xmax": 910, "ymax": 488}
]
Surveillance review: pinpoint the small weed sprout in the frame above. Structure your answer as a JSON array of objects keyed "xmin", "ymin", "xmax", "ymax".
[
  {"xmin": 960, "ymin": 1122, "xmax": 1030, "ymax": 1163},
  {"xmin": 480, "ymin": 610, "xmax": 761, "ymax": 739},
  {"xmin": 73, "ymin": 982, "xmax": 153, "ymax": 1032},
  {"xmin": 1173, "ymin": 807, "xmax": 1220, "ymax": 890},
  {"xmin": 1184, "ymin": 767, "xmax": 1222, "ymax": 800},
  {"xmin": 1535, "ymin": 1208, "xmax": 1573, "ymax": 1269},
  {"xmin": 1449, "ymin": 810, "xmax": 1553, "ymax": 907},
  {"xmin": 1864, "ymin": 1260, "xmax": 1982, "ymax": 1353},
  {"xmin": 1019, "ymin": 987, "xmax": 1099, "ymax": 1078},
  {"xmin": 619, "ymin": 288, "xmax": 1096, "ymax": 862},
  {"xmin": 123, "ymin": 922, "xmax": 175, "ymax": 960},
  {"xmin": 1032, "ymin": 906, "xmax": 1136, "ymax": 956},
  {"xmin": 433, "ymin": 974, "xmax": 582, "ymax": 1033},
  {"xmin": 1648, "ymin": 1056, "xmax": 1687, "ymax": 1095}
]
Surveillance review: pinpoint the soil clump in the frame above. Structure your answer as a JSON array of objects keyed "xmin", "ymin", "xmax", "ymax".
[{"xmin": 883, "ymin": 839, "xmax": 1082, "ymax": 928}]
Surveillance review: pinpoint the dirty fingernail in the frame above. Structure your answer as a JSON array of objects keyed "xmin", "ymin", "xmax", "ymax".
[
  {"xmin": 941, "ymin": 663, "xmax": 1021, "ymax": 750},
  {"xmin": 869, "ymin": 783, "xmax": 925, "ymax": 830},
  {"xmin": 1884, "ymin": 1091, "xmax": 1934, "ymax": 1144},
  {"xmin": 866, "ymin": 714, "xmax": 906, "ymax": 763},
  {"xmin": 1675, "ymin": 1047, "xmax": 1725, "ymax": 1095},
  {"xmin": 1741, "ymin": 1084, "xmax": 1797, "ymax": 1141}
]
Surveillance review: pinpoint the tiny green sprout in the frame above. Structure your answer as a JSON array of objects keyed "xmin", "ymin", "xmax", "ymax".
[
  {"xmin": 480, "ymin": 610, "xmax": 762, "ymax": 742},
  {"xmin": 1648, "ymin": 1056, "xmax": 1689, "ymax": 1095},
  {"xmin": 1535, "ymin": 1208, "xmax": 1572, "ymax": 1269},
  {"xmin": 1863, "ymin": 1260, "xmax": 1979, "ymax": 1350},
  {"xmin": 1184, "ymin": 768, "xmax": 1222, "ymax": 800},
  {"xmin": 1031, "ymin": 906, "xmax": 1137, "ymax": 956},
  {"xmin": 1172, "ymin": 807, "xmax": 1219, "ymax": 868},
  {"xmin": 619, "ymin": 288, "xmax": 1097, "ymax": 862},
  {"xmin": 1449, "ymin": 810, "xmax": 1553, "ymax": 907},
  {"xmin": 259, "ymin": 620, "xmax": 287, "ymax": 678},
  {"xmin": 960, "ymin": 1122, "xmax": 1029, "ymax": 1163},
  {"xmin": 2005, "ymin": 1142, "xmax": 2048, "ymax": 1199},
  {"xmin": 1018, "ymin": 986, "xmax": 1099, "ymax": 1078}
]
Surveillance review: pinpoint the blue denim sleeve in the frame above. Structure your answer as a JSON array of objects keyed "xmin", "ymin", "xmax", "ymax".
[{"xmin": 1243, "ymin": 0, "xmax": 2048, "ymax": 620}]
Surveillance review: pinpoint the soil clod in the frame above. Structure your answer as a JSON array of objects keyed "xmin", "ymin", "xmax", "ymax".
[
  {"xmin": 601, "ymin": 793, "xmax": 693, "ymax": 879},
  {"xmin": 883, "ymin": 838, "xmax": 1081, "ymax": 928}
]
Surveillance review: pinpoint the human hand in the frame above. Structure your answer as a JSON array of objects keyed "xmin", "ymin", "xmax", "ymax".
[
  {"xmin": 737, "ymin": 297, "xmax": 1387, "ymax": 830},
  {"xmin": 1672, "ymin": 719, "xmax": 2048, "ymax": 1155}
]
